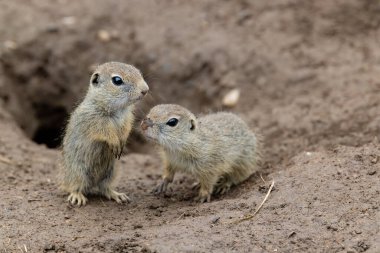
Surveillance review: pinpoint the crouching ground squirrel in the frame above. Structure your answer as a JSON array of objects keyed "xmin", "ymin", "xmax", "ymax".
[
  {"xmin": 60, "ymin": 62, "xmax": 149, "ymax": 206},
  {"xmin": 141, "ymin": 104, "xmax": 260, "ymax": 202}
]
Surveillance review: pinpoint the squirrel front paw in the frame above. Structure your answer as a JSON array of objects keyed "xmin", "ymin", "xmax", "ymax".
[
  {"xmin": 110, "ymin": 144, "xmax": 123, "ymax": 159},
  {"xmin": 194, "ymin": 188, "xmax": 212, "ymax": 203},
  {"xmin": 153, "ymin": 178, "xmax": 171, "ymax": 195}
]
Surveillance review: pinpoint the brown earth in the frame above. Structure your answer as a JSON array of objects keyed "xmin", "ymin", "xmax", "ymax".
[{"xmin": 0, "ymin": 0, "xmax": 379, "ymax": 252}]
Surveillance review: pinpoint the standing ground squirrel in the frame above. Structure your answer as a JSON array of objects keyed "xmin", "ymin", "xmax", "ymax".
[
  {"xmin": 141, "ymin": 104, "xmax": 260, "ymax": 202},
  {"xmin": 61, "ymin": 62, "xmax": 149, "ymax": 206}
]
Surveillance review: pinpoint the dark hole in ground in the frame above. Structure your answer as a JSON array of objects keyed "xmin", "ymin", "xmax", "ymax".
[
  {"xmin": 33, "ymin": 126, "xmax": 63, "ymax": 148},
  {"xmin": 31, "ymin": 104, "xmax": 68, "ymax": 149}
]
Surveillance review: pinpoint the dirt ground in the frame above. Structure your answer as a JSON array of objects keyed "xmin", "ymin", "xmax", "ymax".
[{"xmin": 0, "ymin": 0, "xmax": 379, "ymax": 252}]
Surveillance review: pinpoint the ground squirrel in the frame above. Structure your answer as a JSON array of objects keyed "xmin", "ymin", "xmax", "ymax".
[
  {"xmin": 141, "ymin": 104, "xmax": 260, "ymax": 202},
  {"xmin": 61, "ymin": 62, "xmax": 149, "ymax": 206}
]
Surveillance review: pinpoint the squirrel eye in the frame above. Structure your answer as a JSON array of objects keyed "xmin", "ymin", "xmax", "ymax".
[
  {"xmin": 112, "ymin": 76, "xmax": 124, "ymax": 86},
  {"xmin": 166, "ymin": 118, "xmax": 179, "ymax": 127}
]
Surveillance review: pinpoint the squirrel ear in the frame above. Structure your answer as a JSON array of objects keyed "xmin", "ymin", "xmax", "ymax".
[
  {"xmin": 190, "ymin": 119, "xmax": 196, "ymax": 130},
  {"xmin": 91, "ymin": 73, "xmax": 100, "ymax": 86}
]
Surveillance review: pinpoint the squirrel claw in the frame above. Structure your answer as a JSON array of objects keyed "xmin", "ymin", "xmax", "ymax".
[
  {"xmin": 105, "ymin": 190, "xmax": 130, "ymax": 204},
  {"xmin": 117, "ymin": 143, "xmax": 124, "ymax": 160},
  {"xmin": 112, "ymin": 145, "xmax": 124, "ymax": 160},
  {"xmin": 191, "ymin": 182, "xmax": 200, "ymax": 190},
  {"xmin": 153, "ymin": 179, "xmax": 170, "ymax": 195},
  {"xmin": 67, "ymin": 192, "xmax": 88, "ymax": 206},
  {"xmin": 111, "ymin": 145, "xmax": 124, "ymax": 159},
  {"xmin": 214, "ymin": 183, "xmax": 231, "ymax": 195},
  {"xmin": 194, "ymin": 193, "xmax": 211, "ymax": 203},
  {"xmin": 111, "ymin": 146, "xmax": 119, "ymax": 158}
]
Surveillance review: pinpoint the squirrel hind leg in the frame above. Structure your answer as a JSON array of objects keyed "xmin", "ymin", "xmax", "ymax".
[
  {"xmin": 195, "ymin": 175, "xmax": 219, "ymax": 203},
  {"xmin": 98, "ymin": 166, "xmax": 130, "ymax": 204},
  {"xmin": 102, "ymin": 189, "xmax": 130, "ymax": 203},
  {"xmin": 214, "ymin": 182, "xmax": 232, "ymax": 195},
  {"xmin": 213, "ymin": 176, "xmax": 233, "ymax": 195},
  {"xmin": 67, "ymin": 192, "xmax": 88, "ymax": 206}
]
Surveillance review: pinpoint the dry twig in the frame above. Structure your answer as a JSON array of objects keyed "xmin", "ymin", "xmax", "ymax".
[
  {"xmin": 0, "ymin": 155, "xmax": 13, "ymax": 165},
  {"xmin": 231, "ymin": 179, "xmax": 275, "ymax": 224},
  {"xmin": 259, "ymin": 173, "xmax": 266, "ymax": 183}
]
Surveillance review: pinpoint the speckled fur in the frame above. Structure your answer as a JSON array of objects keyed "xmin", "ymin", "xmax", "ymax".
[
  {"xmin": 141, "ymin": 104, "xmax": 261, "ymax": 202},
  {"xmin": 60, "ymin": 62, "xmax": 149, "ymax": 206}
]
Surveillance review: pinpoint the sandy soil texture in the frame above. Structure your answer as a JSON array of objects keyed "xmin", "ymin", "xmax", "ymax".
[{"xmin": 0, "ymin": 0, "xmax": 379, "ymax": 252}]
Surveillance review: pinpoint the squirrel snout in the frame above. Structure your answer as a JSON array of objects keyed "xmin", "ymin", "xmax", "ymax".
[
  {"xmin": 140, "ymin": 81, "xmax": 149, "ymax": 96},
  {"xmin": 141, "ymin": 89, "xmax": 149, "ymax": 96},
  {"xmin": 141, "ymin": 118, "xmax": 153, "ymax": 131}
]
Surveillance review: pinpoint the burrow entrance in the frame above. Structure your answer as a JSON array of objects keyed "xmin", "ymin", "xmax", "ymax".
[{"xmin": 31, "ymin": 104, "xmax": 69, "ymax": 149}]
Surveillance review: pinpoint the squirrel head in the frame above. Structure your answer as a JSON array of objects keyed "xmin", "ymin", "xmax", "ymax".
[
  {"xmin": 88, "ymin": 62, "xmax": 149, "ymax": 111},
  {"xmin": 141, "ymin": 104, "xmax": 197, "ymax": 150}
]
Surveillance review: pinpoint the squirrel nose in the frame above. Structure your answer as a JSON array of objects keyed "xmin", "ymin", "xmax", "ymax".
[
  {"xmin": 141, "ymin": 118, "xmax": 153, "ymax": 131},
  {"xmin": 141, "ymin": 88, "xmax": 149, "ymax": 96}
]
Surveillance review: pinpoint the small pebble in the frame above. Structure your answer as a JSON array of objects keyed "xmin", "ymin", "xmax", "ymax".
[
  {"xmin": 370, "ymin": 155, "xmax": 378, "ymax": 164},
  {"xmin": 133, "ymin": 224, "xmax": 143, "ymax": 229},
  {"xmin": 4, "ymin": 40, "xmax": 17, "ymax": 50},
  {"xmin": 97, "ymin": 30, "xmax": 111, "ymax": 42},
  {"xmin": 43, "ymin": 243, "xmax": 55, "ymax": 251},
  {"xmin": 222, "ymin": 89, "xmax": 240, "ymax": 107},
  {"xmin": 367, "ymin": 170, "xmax": 376, "ymax": 176},
  {"xmin": 61, "ymin": 16, "xmax": 76, "ymax": 26},
  {"xmin": 211, "ymin": 216, "xmax": 220, "ymax": 224}
]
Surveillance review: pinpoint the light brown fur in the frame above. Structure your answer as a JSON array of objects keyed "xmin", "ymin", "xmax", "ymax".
[
  {"xmin": 141, "ymin": 104, "xmax": 261, "ymax": 202},
  {"xmin": 60, "ymin": 62, "xmax": 149, "ymax": 206}
]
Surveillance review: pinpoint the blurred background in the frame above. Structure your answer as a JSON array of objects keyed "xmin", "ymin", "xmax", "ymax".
[{"xmin": 0, "ymin": 1, "xmax": 379, "ymax": 252}]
